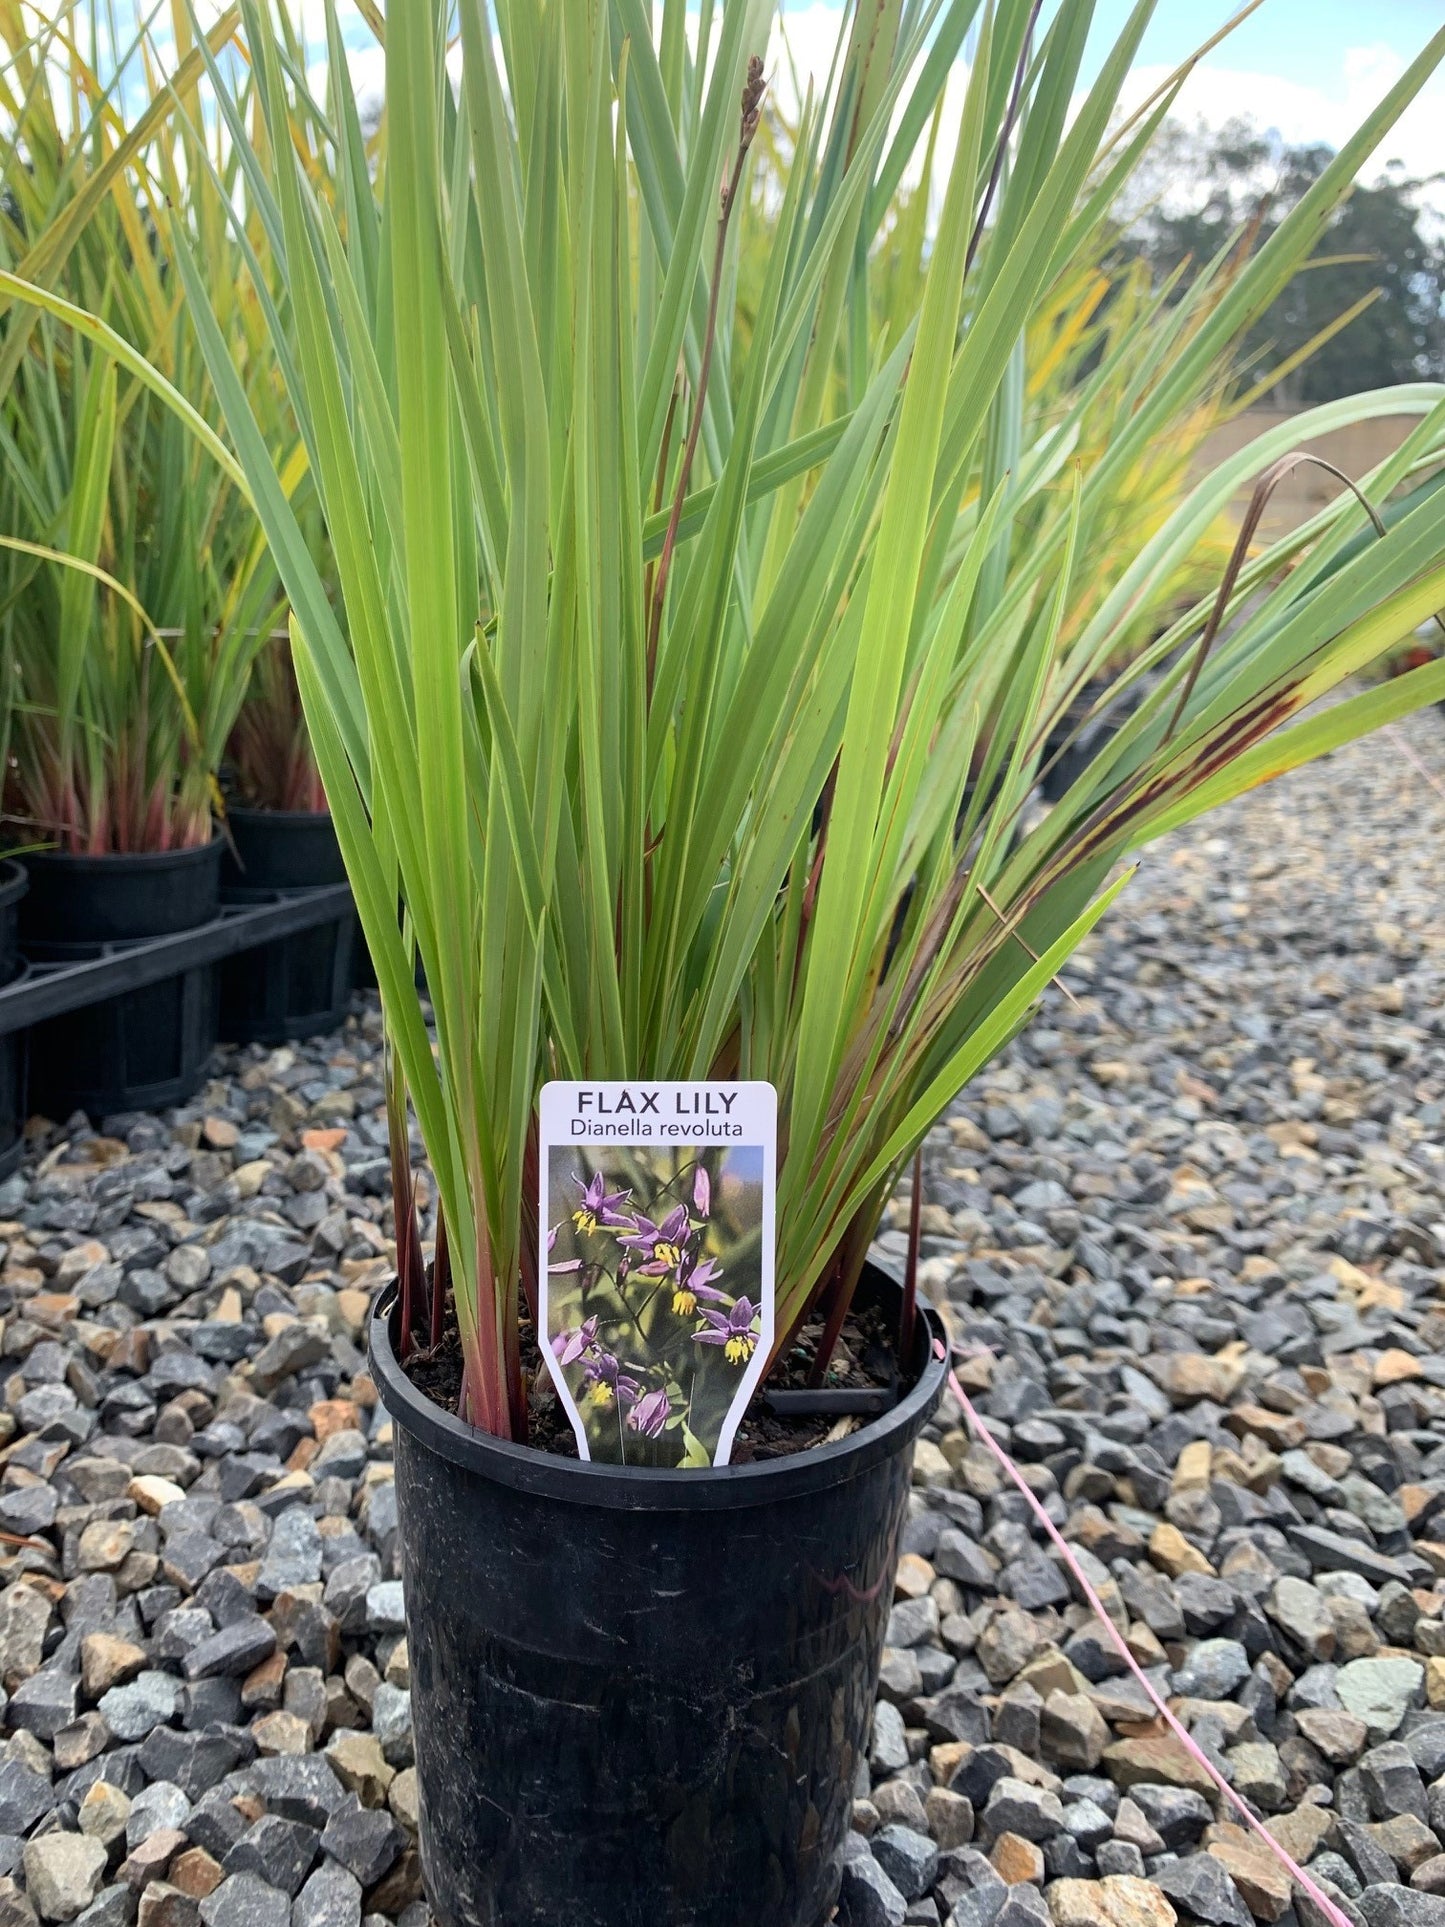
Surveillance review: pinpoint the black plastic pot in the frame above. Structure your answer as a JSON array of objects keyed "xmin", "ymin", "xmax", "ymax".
[
  {"xmin": 219, "ymin": 809, "xmax": 355, "ymax": 1046},
  {"xmin": 369, "ymin": 1263, "xmax": 946, "ymax": 1927},
  {"xmin": 22, "ymin": 841, "xmax": 222, "ymax": 1121},
  {"xmin": 0, "ymin": 863, "xmax": 29, "ymax": 1175},
  {"xmin": 0, "ymin": 968, "xmax": 31, "ymax": 1180},
  {"xmin": 1039, "ymin": 675, "xmax": 1152, "ymax": 803},
  {"xmin": 21, "ymin": 838, "xmax": 222, "ymax": 944},
  {"xmin": 352, "ymin": 909, "xmax": 427, "ymax": 996}
]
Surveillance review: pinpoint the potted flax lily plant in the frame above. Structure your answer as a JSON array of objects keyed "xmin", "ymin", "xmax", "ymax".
[
  {"xmin": 0, "ymin": 1, "xmax": 289, "ymax": 1115},
  {"xmin": 74, "ymin": 0, "xmax": 1445, "ymax": 1919},
  {"xmin": 218, "ymin": 627, "xmax": 359, "ymax": 1046}
]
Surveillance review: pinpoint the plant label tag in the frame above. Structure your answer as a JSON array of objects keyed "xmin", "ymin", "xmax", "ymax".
[{"xmin": 538, "ymin": 1081, "xmax": 777, "ymax": 1468}]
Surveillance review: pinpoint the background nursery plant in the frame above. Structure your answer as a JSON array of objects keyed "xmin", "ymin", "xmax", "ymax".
[
  {"xmin": 0, "ymin": 2, "xmax": 323, "ymax": 853},
  {"xmin": 226, "ymin": 631, "xmax": 328, "ymax": 813},
  {"xmin": 90, "ymin": 0, "xmax": 1445, "ymax": 1446}
]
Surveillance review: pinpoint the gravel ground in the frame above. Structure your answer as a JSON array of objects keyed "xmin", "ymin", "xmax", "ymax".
[{"xmin": 0, "ymin": 711, "xmax": 1438, "ymax": 1927}]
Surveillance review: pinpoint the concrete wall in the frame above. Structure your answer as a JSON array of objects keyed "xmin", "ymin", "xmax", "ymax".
[{"xmin": 1191, "ymin": 405, "xmax": 1416, "ymax": 538}]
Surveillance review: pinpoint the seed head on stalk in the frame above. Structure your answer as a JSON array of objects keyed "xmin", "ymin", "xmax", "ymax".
[{"xmin": 644, "ymin": 53, "xmax": 768, "ymax": 700}]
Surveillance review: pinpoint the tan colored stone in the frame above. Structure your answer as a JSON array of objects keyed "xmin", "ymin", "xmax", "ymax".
[
  {"xmin": 387, "ymin": 1768, "xmax": 419, "ymax": 1835},
  {"xmin": 1206, "ymin": 1831, "xmax": 1292, "ymax": 1921},
  {"xmin": 1426, "ymin": 1655, "xmax": 1445, "ymax": 1710},
  {"xmin": 325, "ymin": 1731, "xmax": 393, "ymax": 1807},
  {"xmin": 1172, "ymin": 1442, "xmax": 1212, "ymax": 1494},
  {"xmin": 118, "ymin": 1830, "xmax": 186, "ymax": 1892},
  {"xmin": 1369, "ymin": 1813, "xmax": 1441, "ymax": 1875},
  {"xmin": 75, "ymin": 1519, "xmax": 135, "ymax": 1573},
  {"xmin": 167, "ymin": 1851, "xmax": 222, "ymax": 1902},
  {"xmin": 1265, "ymin": 1804, "xmax": 1336, "ymax": 1865},
  {"xmin": 1374, "ymin": 1347, "xmax": 1423, "ymax": 1387},
  {"xmin": 992, "ymin": 1835, "xmax": 1045, "ymax": 1886},
  {"xmin": 1047, "ymin": 1879, "xmax": 1113, "ymax": 1927},
  {"xmin": 894, "ymin": 1554, "xmax": 935, "ymax": 1600},
  {"xmin": 366, "ymin": 1849, "xmax": 422, "ymax": 1915},
  {"xmin": 54, "ymin": 1242, "xmax": 110, "ymax": 1287},
  {"xmin": 1125, "ymin": 1623, "xmax": 1168, "ymax": 1668},
  {"xmin": 1017, "ymin": 1650, "xmax": 1088, "ymax": 1700},
  {"xmin": 1328, "ymin": 1595, "xmax": 1378, "ymax": 1661},
  {"xmin": 925, "ymin": 1786, "xmax": 973, "ymax": 1850},
  {"xmin": 250, "ymin": 1709, "xmax": 312, "ymax": 1756},
  {"xmin": 241, "ymin": 1650, "xmax": 287, "ymax": 1713},
  {"xmin": 105, "ymin": 1331, "xmax": 150, "ymax": 1376},
  {"xmin": 137, "ymin": 1883, "xmax": 198, "ymax": 1927},
  {"xmin": 1294, "ymin": 1708, "xmax": 1367, "ymax": 1764},
  {"xmin": 1099, "ymin": 1879, "xmax": 1180, "ymax": 1927},
  {"xmin": 308, "ymin": 1400, "xmax": 360, "ymax": 1444},
  {"xmin": 1223, "ymin": 1406, "xmax": 1306, "ymax": 1453},
  {"xmin": 1304, "ymin": 1441, "xmax": 1353, "ymax": 1479},
  {"xmin": 28, "ymin": 1294, "xmax": 78, "ymax": 1327},
  {"xmin": 127, "ymin": 1476, "xmax": 186, "ymax": 1517},
  {"xmin": 335, "ymin": 1291, "xmax": 371, "ymax": 1337},
  {"xmin": 1147, "ymin": 1351, "xmax": 1245, "ymax": 1406},
  {"xmin": 912, "ymin": 1440, "xmax": 952, "ymax": 1487},
  {"xmin": 24, "ymin": 1834, "xmax": 106, "ymax": 1920},
  {"xmin": 1149, "ymin": 1522, "xmax": 1215, "ymax": 1578},
  {"xmin": 1047, "ymin": 1877, "xmax": 1177, "ymax": 1927},
  {"xmin": 77, "ymin": 1782, "xmax": 130, "ymax": 1850},
  {"xmin": 54, "ymin": 1713, "xmax": 109, "ymax": 1772},
  {"xmin": 1102, "ymin": 1736, "xmax": 1220, "ymax": 1796},
  {"xmin": 80, "ymin": 1632, "xmax": 147, "ymax": 1699}
]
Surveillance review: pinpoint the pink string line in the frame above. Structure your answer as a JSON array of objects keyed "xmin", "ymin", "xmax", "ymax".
[{"xmin": 939, "ymin": 1344, "xmax": 1352, "ymax": 1927}]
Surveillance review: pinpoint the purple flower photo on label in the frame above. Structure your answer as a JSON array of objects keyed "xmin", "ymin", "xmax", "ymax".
[{"xmin": 539, "ymin": 1083, "xmax": 776, "ymax": 1467}]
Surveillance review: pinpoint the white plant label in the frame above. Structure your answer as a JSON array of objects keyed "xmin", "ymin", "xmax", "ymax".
[{"xmin": 538, "ymin": 1081, "xmax": 777, "ymax": 1468}]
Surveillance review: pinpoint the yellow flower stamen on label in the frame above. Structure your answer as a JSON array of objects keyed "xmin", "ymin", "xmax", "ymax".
[
  {"xmin": 589, "ymin": 1382, "xmax": 614, "ymax": 1408},
  {"xmin": 572, "ymin": 1208, "xmax": 598, "ymax": 1235},
  {"xmin": 725, "ymin": 1336, "xmax": 751, "ymax": 1365},
  {"xmin": 654, "ymin": 1241, "xmax": 683, "ymax": 1269},
  {"xmin": 671, "ymin": 1287, "xmax": 697, "ymax": 1316}
]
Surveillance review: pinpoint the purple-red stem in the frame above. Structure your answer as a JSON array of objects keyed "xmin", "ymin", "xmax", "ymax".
[
  {"xmin": 430, "ymin": 1205, "xmax": 449, "ymax": 1350},
  {"xmin": 518, "ymin": 1114, "xmax": 541, "ymax": 1329},
  {"xmin": 900, "ymin": 1146, "xmax": 922, "ymax": 1367}
]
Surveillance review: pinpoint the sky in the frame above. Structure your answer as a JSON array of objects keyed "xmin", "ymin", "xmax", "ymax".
[
  {"xmin": 751, "ymin": 1, "xmax": 1445, "ymax": 189},
  {"xmin": 170, "ymin": 1, "xmax": 1445, "ymax": 199},
  {"xmin": 1088, "ymin": 0, "xmax": 1443, "ymax": 183}
]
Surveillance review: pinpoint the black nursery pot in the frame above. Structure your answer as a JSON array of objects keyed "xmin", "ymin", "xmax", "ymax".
[
  {"xmin": 21, "ymin": 837, "xmax": 222, "ymax": 944},
  {"xmin": 0, "ymin": 862, "xmax": 29, "ymax": 1176},
  {"xmin": 1039, "ymin": 674, "xmax": 1150, "ymax": 803},
  {"xmin": 219, "ymin": 808, "xmax": 355, "ymax": 1047},
  {"xmin": 369, "ymin": 1264, "xmax": 946, "ymax": 1927},
  {"xmin": 21, "ymin": 840, "xmax": 222, "ymax": 1120},
  {"xmin": 221, "ymin": 806, "xmax": 347, "ymax": 892}
]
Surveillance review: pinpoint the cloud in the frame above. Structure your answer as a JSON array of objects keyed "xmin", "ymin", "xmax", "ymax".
[{"xmin": 1119, "ymin": 43, "xmax": 1445, "ymax": 193}]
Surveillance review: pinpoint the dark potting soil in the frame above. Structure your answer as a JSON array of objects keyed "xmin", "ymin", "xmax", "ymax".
[{"xmin": 401, "ymin": 1294, "xmax": 904, "ymax": 1464}]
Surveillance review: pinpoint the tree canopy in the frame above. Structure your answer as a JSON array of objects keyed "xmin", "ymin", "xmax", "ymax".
[{"xmin": 1118, "ymin": 118, "xmax": 1445, "ymax": 403}]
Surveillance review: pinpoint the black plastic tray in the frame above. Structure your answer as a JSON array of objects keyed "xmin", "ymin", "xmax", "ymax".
[{"xmin": 0, "ymin": 883, "xmax": 355, "ymax": 1038}]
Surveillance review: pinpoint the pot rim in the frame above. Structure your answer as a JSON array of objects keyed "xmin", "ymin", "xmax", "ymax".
[
  {"xmin": 370, "ymin": 1262, "xmax": 946, "ymax": 1513},
  {"xmin": 226, "ymin": 806, "xmax": 333, "ymax": 827},
  {"xmin": 0, "ymin": 861, "xmax": 27, "ymax": 913},
  {"xmin": 24, "ymin": 836, "xmax": 224, "ymax": 874}
]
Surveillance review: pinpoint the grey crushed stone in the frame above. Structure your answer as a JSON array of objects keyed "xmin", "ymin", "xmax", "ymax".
[{"xmin": 0, "ymin": 715, "xmax": 1437, "ymax": 1927}]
